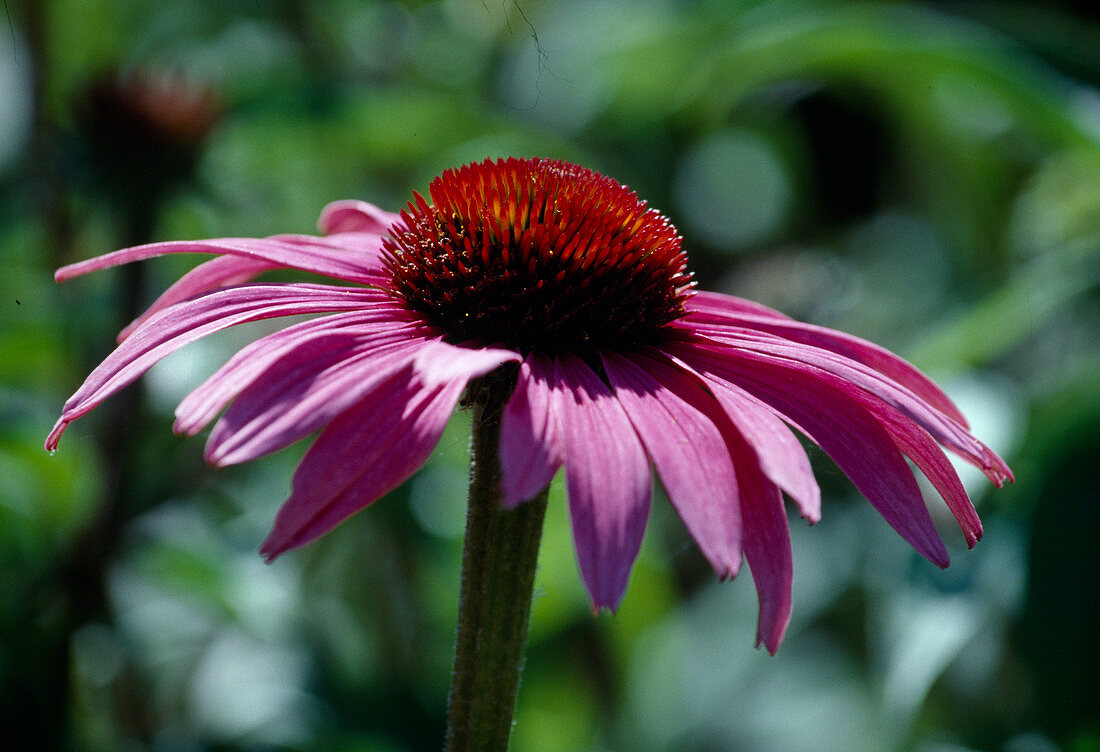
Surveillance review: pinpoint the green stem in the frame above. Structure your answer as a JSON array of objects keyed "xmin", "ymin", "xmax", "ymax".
[{"xmin": 445, "ymin": 370, "xmax": 550, "ymax": 752}]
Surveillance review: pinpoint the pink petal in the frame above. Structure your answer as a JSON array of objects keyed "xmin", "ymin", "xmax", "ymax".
[
  {"xmin": 174, "ymin": 308, "xmax": 418, "ymax": 436},
  {"xmin": 622, "ymin": 348, "xmax": 794, "ymax": 650},
  {"xmin": 877, "ymin": 409, "xmax": 983, "ymax": 547},
  {"xmin": 601, "ymin": 351, "xmax": 742, "ymax": 579},
  {"xmin": 681, "ymin": 298, "xmax": 968, "ymax": 426},
  {"xmin": 661, "ymin": 348, "xmax": 821, "ymax": 522},
  {"xmin": 118, "ymin": 255, "xmax": 279, "ymax": 342},
  {"xmin": 685, "ymin": 330, "xmax": 1012, "ymax": 487},
  {"xmin": 305, "ymin": 231, "xmax": 390, "ymax": 271},
  {"xmin": 55, "ymin": 234, "xmax": 385, "ymax": 286},
  {"xmin": 691, "ymin": 334, "xmax": 990, "ymax": 548},
  {"xmin": 47, "ymin": 284, "xmax": 386, "ymax": 450},
  {"xmin": 318, "ymin": 200, "xmax": 401, "ymax": 235},
  {"xmin": 554, "ymin": 353, "xmax": 652, "ymax": 611},
  {"xmin": 713, "ymin": 381, "xmax": 821, "ymax": 523},
  {"xmin": 731, "ymin": 442, "xmax": 792, "ymax": 654},
  {"xmin": 500, "ymin": 353, "xmax": 562, "ymax": 507},
  {"xmin": 674, "ymin": 342, "xmax": 951, "ymax": 568},
  {"xmin": 411, "ymin": 339, "xmax": 521, "ymax": 388},
  {"xmin": 205, "ymin": 334, "xmax": 430, "ymax": 467},
  {"xmin": 684, "ymin": 289, "xmax": 792, "ymax": 320},
  {"xmin": 260, "ymin": 371, "xmax": 465, "ymax": 558}
]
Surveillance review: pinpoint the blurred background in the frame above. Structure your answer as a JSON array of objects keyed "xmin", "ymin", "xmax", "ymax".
[{"xmin": 2, "ymin": 0, "xmax": 1098, "ymax": 750}]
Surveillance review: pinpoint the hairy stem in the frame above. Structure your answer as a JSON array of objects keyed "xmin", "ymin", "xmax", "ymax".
[{"xmin": 445, "ymin": 371, "xmax": 550, "ymax": 752}]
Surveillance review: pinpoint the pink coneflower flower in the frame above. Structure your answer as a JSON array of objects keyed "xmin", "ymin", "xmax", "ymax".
[{"xmin": 49, "ymin": 157, "xmax": 1012, "ymax": 652}]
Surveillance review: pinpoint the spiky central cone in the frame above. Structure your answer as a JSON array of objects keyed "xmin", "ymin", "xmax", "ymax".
[{"xmin": 383, "ymin": 158, "xmax": 693, "ymax": 352}]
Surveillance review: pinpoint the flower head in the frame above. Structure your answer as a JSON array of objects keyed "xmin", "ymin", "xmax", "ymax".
[
  {"xmin": 384, "ymin": 159, "xmax": 691, "ymax": 351},
  {"xmin": 49, "ymin": 157, "xmax": 1012, "ymax": 652}
]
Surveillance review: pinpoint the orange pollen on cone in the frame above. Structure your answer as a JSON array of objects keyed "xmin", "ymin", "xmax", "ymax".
[{"xmin": 382, "ymin": 157, "xmax": 694, "ymax": 352}]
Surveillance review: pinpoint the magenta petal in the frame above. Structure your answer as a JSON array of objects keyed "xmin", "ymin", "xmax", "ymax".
[
  {"xmin": 46, "ymin": 284, "xmax": 386, "ymax": 450},
  {"xmin": 303, "ymin": 231, "xmax": 390, "ymax": 274},
  {"xmin": 663, "ymin": 350, "xmax": 821, "ymax": 522},
  {"xmin": 732, "ymin": 444, "xmax": 792, "ymax": 654},
  {"xmin": 602, "ymin": 351, "xmax": 742, "ymax": 579},
  {"xmin": 680, "ymin": 305, "xmax": 969, "ymax": 428},
  {"xmin": 55, "ymin": 234, "xmax": 385, "ymax": 286},
  {"xmin": 709, "ymin": 381, "xmax": 821, "ymax": 523},
  {"xmin": 612, "ymin": 348, "xmax": 792, "ymax": 649},
  {"xmin": 260, "ymin": 371, "xmax": 465, "ymax": 559},
  {"xmin": 499, "ymin": 353, "xmax": 562, "ymax": 507},
  {"xmin": 118, "ymin": 255, "xmax": 279, "ymax": 342},
  {"xmin": 686, "ymin": 290, "xmax": 792, "ymax": 320},
  {"xmin": 174, "ymin": 308, "xmax": 417, "ymax": 436},
  {"xmin": 411, "ymin": 339, "xmax": 521, "ymax": 388},
  {"xmin": 554, "ymin": 353, "xmax": 652, "ymax": 611},
  {"xmin": 878, "ymin": 410, "xmax": 983, "ymax": 547},
  {"xmin": 722, "ymin": 316, "xmax": 966, "ymax": 427},
  {"xmin": 687, "ymin": 331, "xmax": 1012, "ymax": 487},
  {"xmin": 674, "ymin": 342, "xmax": 951, "ymax": 568},
  {"xmin": 205, "ymin": 335, "xmax": 429, "ymax": 467},
  {"xmin": 318, "ymin": 200, "xmax": 401, "ymax": 235}
]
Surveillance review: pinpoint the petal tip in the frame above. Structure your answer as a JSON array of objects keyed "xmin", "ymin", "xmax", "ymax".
[
  {"xmin": 258, "ymin": 539, "xmax": 282, "ymax": 563},
  {"xmin": 259, "ymin": 526, "xmax": 298, "ymax": 563},
  {"xmin": 498, "ymin": 488, "xmax": 523, "ymax": 509},
  {"xmin": 171, "ymin": 413, "xmax": 189, "ymax": 435},
  {"xmin": 587, "ymin": 586, "xmax": 625, "ymax": 615},
  {"xmin": 589, "ymin": 602, "xmax": 618, "ymax": 617},
  {"xmin": 176, "ymin": 410, "xmax": 212, "ymax": 438},
  {"xmin": 755, "ymin": 634, "xmax": 783, "ymax": 656},
  {"xmin": 754, "ymin": 613, "xmax": 789, "ymax": 655},
  {"xmin": 716, "ymin": 558, "xmax": 742, "ymax": 582},
  {"xmin": 45, "ymin": 420, "xmax": 69, "ymax": 451},
  {"xmin": 203, "ymin": 442, "xmax": 229, "ymax": 468}
]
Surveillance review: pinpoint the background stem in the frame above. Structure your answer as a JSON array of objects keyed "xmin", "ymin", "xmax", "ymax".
[{"xmin": 445, "ymin": 371, "xmax": 550, "ymax": 752}]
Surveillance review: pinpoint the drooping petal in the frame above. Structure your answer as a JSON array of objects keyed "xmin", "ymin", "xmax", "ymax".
[
  {"xmin": 876, "ymin": 408, "xmax": 983, "ymax": 547},
  {"xmin": 673, "ymin": 307, "xmax": 968, "ymax": 428},
  {"xmin": 660, "ymin": 347, "xmax": 821, "ymax": 522},
  {"xmin": 680, "ymin": 306, "xmax": 968, "ymax": 427},
  {"xmin": 118, "ymin": 255, "xmax": 279, "ymax": 342},
  {"xmin": 205, "ymin": 335, "xmax": 430, "ymax": 467},
  {"xmin": 500, "ymin": 353, "xmax": 562, "ymax": 507},
  {"xmin": 411, "ymin": 339, "xmax": 521, "ymax": 388},
  {"xmin": 173, "ymin": 307, "xmax": 419, "ymax": 436},
  {"xmin": 554, "ymin": 353, "xmax": 652, "ymax": 611},
  {"xmin": 684, "ymin": 330, "xmax": 1012, "ymax": 487},
  {"xmin": 318, "ymin": 200, "xmax": 401, "ymax": 235},
  {"xmin": 673, "ymin": 341, "xmax": 951, "ymax": 568},
  {"xmin": 55, "ymin": 234, "xmax": 386, "ymax": 286},
  {"xmin": 708, "ymin": 380, "xmax": 821, "ymax": 523},
  {"xmin": 730, "ymin": 436, "xmax": 792, "ymax": 654},
  {"xmin": 46, "ymin": 284, "xmax": 387, "ymax": 450},
  {"xmin": 619, "ymin": 347, "xmax": 794, "ymax": 650},
  {"xmin": 260, "ymin": 371, "xmax": 465, "ymax": 559},
  {"xmin": 601, "ymin": 351, "xmax": 742, "ymax": 579}
]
